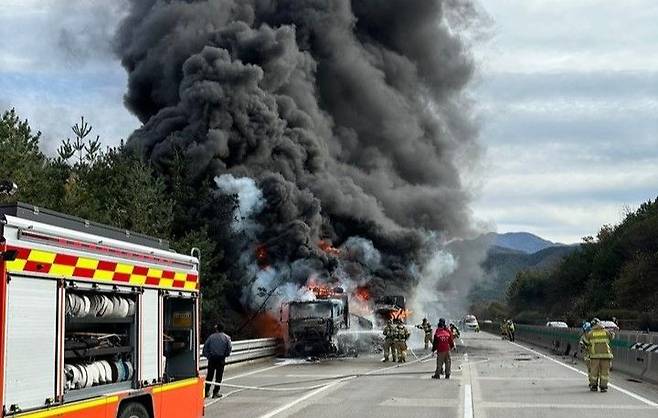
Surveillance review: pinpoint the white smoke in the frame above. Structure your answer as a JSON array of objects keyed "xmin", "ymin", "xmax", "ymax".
[
  {"xmin": 215, "ymin": 174, "xmax": 265, "ymax": 237},
  {"xmin": 409, "ymin": 249, "xmax": 457, "ymax": 325}
]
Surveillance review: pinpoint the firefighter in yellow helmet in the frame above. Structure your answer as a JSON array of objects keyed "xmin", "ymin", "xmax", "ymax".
[
  {"xmin": 395, "ymin": 319, "xmax": 410, "ymax": 363},
  {"xmin": 382, "ymin": 319, "xmax": 397, "ymax": 362},
  {"xmin": 581, "ymin": 318, "xmax": 614, "ymax": 392},
  {"xmin": 416, "ymin": 318, "xmax": 433, "ymax": 350}
]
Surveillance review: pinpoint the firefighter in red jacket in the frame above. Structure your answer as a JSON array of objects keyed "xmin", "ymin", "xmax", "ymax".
[{"xmin": 432, "ymin": 318, "xmax": 455, "ymax": 379}]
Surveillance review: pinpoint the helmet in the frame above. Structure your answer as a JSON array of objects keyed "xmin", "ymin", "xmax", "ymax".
[
  {"xmin": 582, "ymin": 321, "xmax": 592, "ymax": 332},
  {"xmin": 591, "ymin": 318, "xmax": 601, "ymax": 325},
  {"xmin": 438, "ymin": 318, "xmax": 446, "ymax": 328},
  {"xmin": 422, "ymin": 318, "xmax": 428, "ymax": 322}
]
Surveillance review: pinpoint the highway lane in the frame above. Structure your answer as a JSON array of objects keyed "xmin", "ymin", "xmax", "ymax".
[{"xmin": 204, "ymin": 331, "xmax": 658, "ymax": 418}]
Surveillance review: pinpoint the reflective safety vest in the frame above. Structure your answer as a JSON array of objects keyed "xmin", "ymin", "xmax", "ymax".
[{"xmin": 584, "ymin": 327, "xmax": 613, "ymax": 359}]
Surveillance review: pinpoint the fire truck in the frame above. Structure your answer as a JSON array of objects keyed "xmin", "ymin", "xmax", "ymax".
[{"xmin": 0, "ymin": 203, "xmax": 204, "ymax": 418}]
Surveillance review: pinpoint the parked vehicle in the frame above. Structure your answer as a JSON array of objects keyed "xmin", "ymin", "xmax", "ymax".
[
  {"xmin": 0, "ymin": 203, "xmax": 203, "ymax": 418},
  {"xmin": 599, "ymin": 320, "xmax": 620, "ymax": 332},
  {"xmin": 463, "ymin": 315, "xmax": 479, "ymax": 331},
  {"xmin": 546, "ymin": 321, "xmax": 569, "ymax": 328}
]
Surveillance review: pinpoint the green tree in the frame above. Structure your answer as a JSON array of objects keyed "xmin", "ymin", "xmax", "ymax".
[{"xmin": 0, "ymin": 108, "xmax": 64, "ymax": 207}]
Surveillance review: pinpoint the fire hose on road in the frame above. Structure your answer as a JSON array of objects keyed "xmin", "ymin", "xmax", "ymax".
[{"xmin": 204, "ymin": 349, "xmax": 433, "ymax": 401}]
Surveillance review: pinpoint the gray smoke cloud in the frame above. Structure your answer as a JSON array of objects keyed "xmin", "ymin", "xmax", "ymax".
[{"xmin": 115, "ymin": 0, "xmax": 482, "ymax": 310}]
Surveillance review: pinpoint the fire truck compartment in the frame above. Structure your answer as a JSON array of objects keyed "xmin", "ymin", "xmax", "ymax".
[
  {"xmin": 63, "ymin": 282, "xmax": 137, "ymax": 402},
  {"xmin": 163, "ymin": 295, "xmax": 197, "ymax": 380},
  {"xmin": 4, "ymin": 275, "xmax": 58, "ymax": 412}
]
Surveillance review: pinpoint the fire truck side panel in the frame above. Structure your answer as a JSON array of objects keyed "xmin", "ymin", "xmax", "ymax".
[
  {"xmin": 4, "ymin": 275, "xmax": 58, "ymax": 412},
  {"xmin": 0, "ymin": 208, "xmax": 203, "ymax": 418},
  {"xmin": 140, "ymin": 290, "xmax": 161, "ymax": 385},
  {"xmin": 154, "ymin": 378, "xmax": 204, "ymax": 418},
  {"xmin": 13, "ymin": 394, "xmax": 119, "ymax": 418}
]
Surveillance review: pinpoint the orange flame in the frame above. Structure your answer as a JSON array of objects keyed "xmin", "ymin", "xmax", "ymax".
[
  {"xmin": 255, "ymin": 244, "xmax": 270, "ymax": 268},
  {"xmin": 354, "ymin": 286, "xmax": 370, "ymax": 302},
  {"xmin": 390, "ymin": 309, "xmax": 412, "ymax": 321},
  {"xmin": 318, "ymin": 240, "xmax": 341, "ymax": 256},
  {"xmin": 306, "ymin": 276, "xmax": 340, "ymax": 299}
]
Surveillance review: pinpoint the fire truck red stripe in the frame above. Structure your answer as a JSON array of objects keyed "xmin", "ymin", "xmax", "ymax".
[
  {"xmin": 161, "ymin": 270, "xmax": 175, "ymax": 280},
  {"xmin": 53, "ymin": 253, "xmax": 78, "ymax": 266},
  {"xmin": 186, "ymin": 274, "xmax": 197, "ymax": 283},
  {"xmin": 73, "ymin": 267, "xmax": 95, "ymax": 278},
  {"xmin": 12, "ymin": 247, "xmax": 31, "ymax": 260},
  {"xmin": 97, "ymin": 260, "xmax": 117, "ymax": 271},
  {"xmin": 24, "ymin": 261, "xmax": 51, "ymax": 273},
  {"xmin": 113, "ymin": 272, "xmax": 131, "ymax": 282},
  {"xmin": 172, "ymin": 280, "xmax": 185, "ymax": 288},
  {"xmin": 132, "ymin": 266, "xmax": 149, "ymax": 276},
  {"xmin": 145, "ymin": 277, "xmax": 160, "ymax": 286}
]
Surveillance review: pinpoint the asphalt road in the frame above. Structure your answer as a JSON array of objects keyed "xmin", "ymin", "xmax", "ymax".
[{"xmin": 204, "ymin": 331, "xmax": 658, "ymax": 418}]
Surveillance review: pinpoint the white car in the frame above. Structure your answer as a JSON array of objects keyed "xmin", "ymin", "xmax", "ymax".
[
  {"xmin": 599, "ymin": 320, "xmax": 620, "ymax": 332},
  {"xmin": 546, "ymin": 321, "xmax": 568, "ymax": 328},
  {"xmin": 464, "ymin": 315, "xmax": 479, "ymax": 331}
]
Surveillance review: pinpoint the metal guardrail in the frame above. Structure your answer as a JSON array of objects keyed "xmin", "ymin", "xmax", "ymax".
[{"xmin": 199, "ymin": 338, "xmax": 279, "ymax": 369}]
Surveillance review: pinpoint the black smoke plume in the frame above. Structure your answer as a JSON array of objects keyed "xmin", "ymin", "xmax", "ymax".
[{"xmin": 115, "ymin": 0, "xmax": 481, "ymax": 311}]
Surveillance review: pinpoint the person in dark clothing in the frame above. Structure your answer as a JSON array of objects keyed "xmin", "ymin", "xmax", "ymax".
[{"xmin": 203, "ymin": 323, "xmax": 232, "ymax": 398}]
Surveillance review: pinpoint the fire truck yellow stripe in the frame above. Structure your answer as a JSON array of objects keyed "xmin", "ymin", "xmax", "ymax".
[
  {"xmin": 147, "ymin": 268, "xmax": 163, "ymax": 278},
  {"xmin": 115, "ymin": 263, "xmax": 133, "ymax": 274},
  {"xmin": 27, "ymin": 249, "xmax": 56, "ymax": 264},
  {"xmin": 131, "ymin": 274, "xmax": 147, "ymax": 285},
  {"xmin": 93, "ymin": 269, "xmax": 115, "ymax": 281},
  {"xmin": 6, "ymin": 246, "xmax": 198, "ymax": 291},
  {"xmin": 75, "ymin": 257, "xmax": 99, "ymax": 269},
  {"xmin": 152, "ymin": 377, "xmax": 199, "ymax": 393},
  {"xmin": 49, "ymin": 264, "xmax": 75, "ymax": 277},
  {"xmin": 15, "ymin": 396, "xmax": 119, "ymax": 418},
  {"xmin": 6, "ymin": 259, "xmax": 27, "ymax": 272},
  {"xmin": 160, "ymin": 278, "xmax": 174, "ymax": 288}
]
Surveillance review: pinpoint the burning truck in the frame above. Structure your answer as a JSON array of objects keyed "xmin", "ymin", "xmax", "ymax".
[
  {"xmin": 374, "ymin": 295, "xmax": 408, "ymax": 327},
  {"xmin": 282, "ymin": 286, "xmax": 374, "ymax": 357}
]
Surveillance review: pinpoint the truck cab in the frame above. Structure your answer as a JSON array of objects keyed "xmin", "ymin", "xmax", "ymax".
[{"xmin": 286, "ymin": 296, "xmax": 348, "ymax": 356}]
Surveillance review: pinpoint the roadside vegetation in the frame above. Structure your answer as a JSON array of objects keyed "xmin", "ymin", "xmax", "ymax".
[
  {"xmin": 0, "ymin": 108, "xmax": 247, "ymax": 336},
  {"xmin": 475, "ymin": 198, "xmax": 658, "ymax": 331}
]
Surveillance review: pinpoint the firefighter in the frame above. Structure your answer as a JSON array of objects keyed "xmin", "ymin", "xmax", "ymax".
[
  {"xmin": 382, "ymin": 319, "xmax": 397, "ymax": 362},
  {"xmin": 416, "ymin": 318, "xmax": 433, "ymax": 350},
  {"xmin": 395, "ymin": 319, "xmax": 410, "ymax": 363},
  {"xmin": 449, "ymin": 322, "xmax": 461, "ymax": 340},
  {"xmin": 507, "ymin": 319, "xmax": 516, "ymax": 342},
  {"xmin": 579, "ymin": 321, "xmax": 592, "ymax": 373},
  {"xmin": 203, "ymin": 322, "xmax": 232, "ymax": 398},
  {"xmin": 581, "ymin": 318, "xmax": 614, "ymax": 392},
  {"xmin": 500, "ymin": 321, "xmax": 508, "ymax": 340},
  {"xmin": 432, "ymin": 318, "xmax": 455, "ymax": 379}
]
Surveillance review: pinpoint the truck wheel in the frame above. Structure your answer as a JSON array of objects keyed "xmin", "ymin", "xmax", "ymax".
[{"xmin": 118, "ymin": 402, "xmax": 150, "ymax": 418}]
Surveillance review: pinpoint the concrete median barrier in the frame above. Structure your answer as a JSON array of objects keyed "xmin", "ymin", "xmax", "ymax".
[{"xmin": 480, "ymin": 322, "xmax": 658, "ymax": 385}]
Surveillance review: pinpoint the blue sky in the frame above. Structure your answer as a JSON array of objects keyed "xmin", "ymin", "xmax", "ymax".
[{"xmin": 1, "ymin": 0, "xmax": 657, "ymax": 243}]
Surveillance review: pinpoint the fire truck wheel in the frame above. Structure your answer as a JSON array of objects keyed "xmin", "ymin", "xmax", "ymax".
[{"xmin": 118, "ymin": 402, "xmax": 150, "ymax": 418}]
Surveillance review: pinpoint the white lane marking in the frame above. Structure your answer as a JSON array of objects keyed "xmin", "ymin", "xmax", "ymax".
[
  {"xmin": 510, "ymin": 341, "xmax": 658, "ymax": 408},
  {"xmin": 480, "ymin": 402, "xmax": 654, "ymax": 410},
  {"xmin": 464, "ymin": 384, "xmax": 473, "ymax": 418},
  {"xmin": 224, "ymin": 364, "xmax": 286, "ymax": 381},
  {"xmin": 257, "ymin": 377, "xmax": 355, "ymax": 418}
]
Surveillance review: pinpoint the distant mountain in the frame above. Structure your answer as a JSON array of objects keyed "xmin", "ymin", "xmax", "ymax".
[
  {"xmin": 485, "ymin": 232, "xmax": 563, "ymax": 254},
  {"xmin": 469, "ymin": 244, "xmax": 579, "ymax": 303}
]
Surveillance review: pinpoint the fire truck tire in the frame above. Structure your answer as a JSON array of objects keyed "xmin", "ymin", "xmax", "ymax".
[{"xmin": 118, "ymin": 402, "xmax": 150, "ymax": 418}]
